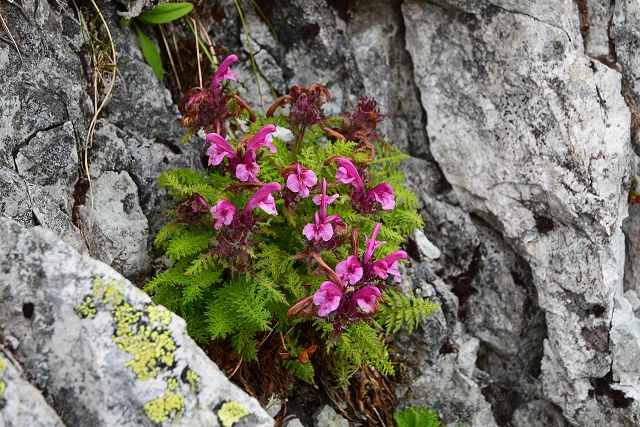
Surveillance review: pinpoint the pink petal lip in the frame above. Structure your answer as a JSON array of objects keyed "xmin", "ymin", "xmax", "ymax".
[
  {"xmin": 336, "ymin": 255, "xmax": 363, "ymax": 285},
  {"xmin": 235, "ymin": 162, "xmax": 260, "ymax": 182},
  {"xmin": 210, "ymin": 200, "xmax": 237, "ymax": 229},
  {"xmin": 210, "ymin": 54, "xmax": 239, "ymax": 91},
  {"xmin": 352, "ymin": 285, "xmax": 382, "ymax": 313},
  {"xmin": 333, "ymin": 157, "xmax": 364, "ymax": 191},
  {"xmin": 369, "ymin": 183, "xmax": 396, "ymax": 210},
  {"xmin": 313, "ymin": 281, "xmax": 343, "ymax": 316},
  {"xmin": 247, "ymin": 124, "xmax": 278, "ymax": 154},
  {"xmin": 245, "ymin": 182, "xmax": 282, "ymax": 215},
  {"xmin": 205, "ymin": 133, "xmax": 238, "ymax": 165}
]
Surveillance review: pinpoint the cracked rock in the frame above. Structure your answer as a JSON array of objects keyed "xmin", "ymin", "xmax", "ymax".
[
  {"xmin": 0, "ymin": 347, "xmax": 66, "ymax": 427},
  {"xmin": 79, "ymin": 171, "xmax": 150, "ymax": 279},
  {"xmin": 0, "ymin": 217, "xmax": 273, "ymax": 427}
]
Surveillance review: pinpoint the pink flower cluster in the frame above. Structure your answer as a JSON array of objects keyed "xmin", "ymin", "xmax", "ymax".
[
  {"xmin": 206, "ymin": 125, "xmax": 277, "ymax": 182},
  {"xmin": 310, "ymin": 223, "xmax": 407, "ymax": 331},
  {"xmin": 331, "ymin": 157, "xmax": 395, "ymax": 212}
]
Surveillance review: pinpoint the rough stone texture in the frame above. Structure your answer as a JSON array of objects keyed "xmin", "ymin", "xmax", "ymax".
[
  {"xmin": 79, "ymin": 171, "xmax": 151, "ymax": 279},
  {"xmin": 0, "ymin": 348, "xmax": 66, "ymax": 427},
  {"xmin": 3, "ymin": 0, "xmax": 640, "ymax": 425},
  {"xmin": 396, "ymin": 254, "xmax": 498, "ymax": 427},
  {"xmin": 312, "ymin": 405, "xmax": 349, "ymax": 427},
  {"xmin": 0, "ymin": 0, "xmax": 202, "ymax": 279},
  {"xmin": 403, "ymin": 0, "xmax": 639, "ymax": 425},
  {"xmin": 612, "ymin": 0, "xmax": 640, "ymax": 151},
  {"xmin": 0, "ymin": 217, "xmax": 272, "ymax": 427}
]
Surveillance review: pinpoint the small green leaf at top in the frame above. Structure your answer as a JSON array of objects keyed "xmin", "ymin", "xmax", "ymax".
[
  {"xmin": 394, "ymin": 407, "xmax": 444, "ymax": 427},
  {"xmin": 134, "ymin": 23, "xmax": 163, "ymax": 80},
  {"xmin": 137, "ymin": 2, "xmax": 194, "ymax": 24}
]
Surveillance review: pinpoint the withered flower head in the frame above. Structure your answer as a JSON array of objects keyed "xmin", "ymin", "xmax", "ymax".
[{"xmin": 267, "ymin": 83, "xmax": 331, "ymax": 129}]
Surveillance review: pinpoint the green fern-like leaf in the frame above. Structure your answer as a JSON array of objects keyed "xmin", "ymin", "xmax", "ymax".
[
  {"xmin": 394, "ymin": 407, "xmax": 444, "ymax": 427},
  {"xmin": 347, "ymin": 322, "xmax": 394, "ymax": 376},
  {"xmin": 376, "ymin": 289, "xmax": 440, "ymax": 334},
  {"xmin": 282, "ymin": 359, "xmax": 315, "ymax": 383},
  {"xmin": 165, "ymin": 229, "xmax": 213, "ymax": 260},
  {"xmin": 206, "ymin": 300, "xmax": 237, "ymax": 339}
]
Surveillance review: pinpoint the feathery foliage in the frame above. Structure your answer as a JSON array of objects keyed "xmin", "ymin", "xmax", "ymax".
[
  {"xmin": 394, "ymin": 407, "xmax": 444, "ymax": 427},
  {"xmin": 377, "ymin": 289, "xmax": 441, "ymax": 334},
  {"xmin": 145, "ymin": 59, "xmax": 439, "ymax": 407}
]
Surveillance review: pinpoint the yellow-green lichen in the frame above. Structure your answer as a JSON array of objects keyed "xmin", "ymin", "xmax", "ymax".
[
  {"xmin": 75, "ymin": 277, "xmax": 177, "ymax": 381},
  {"xmin": 167, "ymin": 377, "xmax": 179, "ymax": 390},
  {"xmin": 76, "ymin": 276, "xmax": 190, "ymax": 423},
  {"xmin": 143, "ymin": 391, "xmax": 185, "ymax": 424},
  {"xmin": 0, "ymin": 355, "xmax": 7, "ymax": 408},
  {"xmin": 218, "ymin": 401, "xmax": 249, "ymax": 427},
  {"xmin": 184, "ymin": 368, "xmax": 201, "ymax": 394}
]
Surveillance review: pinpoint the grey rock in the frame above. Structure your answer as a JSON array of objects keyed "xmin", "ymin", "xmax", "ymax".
[
  {"xmin": 79, "ymin": 171, "xmax": 150, "ymax": 278},
  {"xmin": 1, "ymin": 0, "xmax": 205, "ymax": 279},
  {"xmin": 0, "ymin": 166, "xmax": 35, "ymax": 227},
  {"xmin": 312, "ymin": 405, "xmax": 348, "ymax": 427},
  {"xmin": 282, "ymin": 418, "xmax": 305, "ymax": 427},
  {"xmin": 511, "ymin": 400, "xmax": 568, "ymax": 427},
  {"xmin": 581, "ymin": 0, "xmax": 616, "ymax": 60},
  {"xmin": 26, "ymin": 183, "xmax": 86, "ymax": 253},
  {"xmin": 0, "ymin": 347, "xmax": 66, "ymax": 427},
  {"xmin": 0, "ymin": 217, "xmax": 273, "ymax": 427},
  {"xmin": 89, "ymin": 120, "xmax": 202, "ymax": 241},
  {"xmin": 396, "ymin": 262, "xmax": 498, "ymax": 427},
  {"xmin": 403, "ymin": 0, "xmax": 636, "ymax": 424},
  {"xmin": 14, "ymin": 121, "xmax": 79, "ymax": 215},
  {"xmin": 412, "ymin": 229, "xmax": 441, "ymax": 260},
  {"xmin": 612, "ymin": 0, "xmax": 640, "ymax": 150}
]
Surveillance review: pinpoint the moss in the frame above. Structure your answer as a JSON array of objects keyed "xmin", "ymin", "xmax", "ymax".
[
  {"xmin": 218, "ymin": 401, "xmax": 249, "ymax": 427},
  {"xmin": 143, "ymin": 390, "xmax": 185, "ymax": 424}
]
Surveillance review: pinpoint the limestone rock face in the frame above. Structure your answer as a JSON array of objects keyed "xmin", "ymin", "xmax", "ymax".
[
  {"xmin": 403, "ymin": 0, "xmax": 640, "ymax": 425},
  {"xmin": 0, "ymin": 217, "xmax": 273, "ymax": 427},
  {"xmin": 3, "ymin": 0, "xmax": 640, "ymax": 425},
  {"xmin": 0, "ymin": 0, "xmax": 201, "ymax": 280},
  {"xmin": 0, "ymin": 348, "xmax": 66, "ymax": 427}
]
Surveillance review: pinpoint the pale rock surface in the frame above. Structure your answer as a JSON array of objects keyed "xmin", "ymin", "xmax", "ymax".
[
  {"xmin": 0, "ymin": 217, "xmax": 273, "ymax": 427},
  {"xmin": 0, "ymin": 348, "xmax": 66, "ymax": 427},
  {"xmin": 403, "ymin": 0, "xmax": 638, "ymax": 425},
  {"xmin": 312, "ymin": 405, "xmax": 349, "ymax": 427},
  {"xmin": 79, "ymin": 171, "xmax": 151, "ymax": 279},
  {"xmin": 0, "ymin": 0, "xmax": 202, "ymax": 279}
]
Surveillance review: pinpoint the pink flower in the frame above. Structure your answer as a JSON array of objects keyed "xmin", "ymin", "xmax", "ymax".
[
  {"xmin": 313, "ymin": 281, "xmax": 343, "ymax": 316},
  {"xmin": 368, "ymin": 183, "xmax": 396, "ymax": 210},
  {"xmin": 235, "ymin": 161, "xmax": 260, "ymax": 182},
  {"xmin": 286, "ymin": 164, "xmax": 317, "ymax": 197},
  {"xmin": 334, "ymin": 158, "xmax": 364, "ymax": 190},
  {"xmin": 312, "ymin": 193, "xmax": 338, "ymax": 205},
  {"xmin": 245, "ymin": 182, "xmax": 281, "ymax": 216},
  {"xmin": 233, "ymin": 125, "xmax": 278, "ymax": 182},
  {"xmin": 210, "ymin": 200, "xmax": 237, "ymax": 229},
  {"xmin": 210, "ymin": 54, "xmax": 239, "ymax": 92},
  {"xmin": 191, "ymin": 193, "xmax": 209, "ymax": 213},
  {"xmin": 363, "ymin": 223, "xmax": 386, "ymax": 264},
  {"xmin": 206, "ymin": 133, "xmax": 238, "ymax": 166},
  {"xmin": 335, "ymin": 255, "xmax": 363, "ymax": 285},
  {"xmin": 303, "ymin": 178, "xmax": 342, "ymax": 243},
  {"xmin": 351, "ymin": 285, "xmax": 381, "ymax": 313},
  {"xmin": 247, "ymin": 124, "xmax": 277, "ymax": 154},
  {"xmin": 329, "ymin": 157, "xmax": 396, "ymax": 213},
  {"xmin": 303, "ymin": 212, "xmax": 334, "ymax": 242},
  {"xmin": 372, "ymin": 251, "xmax": 407, "ymax": 282}
]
